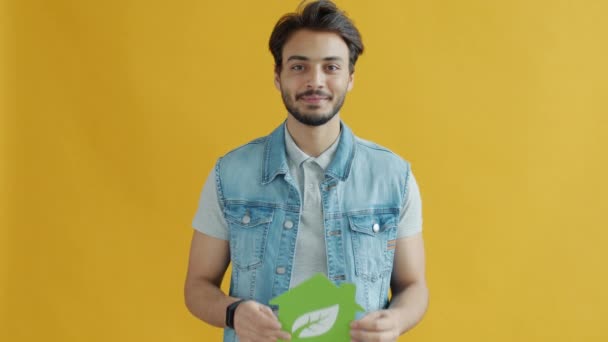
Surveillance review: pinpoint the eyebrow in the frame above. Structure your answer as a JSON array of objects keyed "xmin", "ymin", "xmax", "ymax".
[{"xmin": 286, "ymin": 55, "xmax": 344, "ymax": 62}]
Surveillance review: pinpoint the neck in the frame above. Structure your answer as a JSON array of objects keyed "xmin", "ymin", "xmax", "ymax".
[{"xmin": 286, "ymin": 114, "xmax": 341, "ymax": 157}]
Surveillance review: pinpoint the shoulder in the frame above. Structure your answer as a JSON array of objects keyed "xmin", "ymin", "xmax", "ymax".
[
  {"xmin": 222, "ymin": 136, "xmax": 267, "ymax": 158},
  {"xmin": 216, "ymin": 135, "xmax": 268, "ymax": 168},
  {"xmin": 354, "ymin": 136, "xmax": 411, "ymax": 171}
]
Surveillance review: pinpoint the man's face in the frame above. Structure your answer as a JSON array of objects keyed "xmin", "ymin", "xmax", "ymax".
[{"xmin": 275, "ymin": 29, "xmax": 354, "ymax": 127}]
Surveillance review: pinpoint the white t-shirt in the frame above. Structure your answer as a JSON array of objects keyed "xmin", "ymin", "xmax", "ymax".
[{"xmin": 192, "ymin": 127, "xmax": 423, "ymax": 287}]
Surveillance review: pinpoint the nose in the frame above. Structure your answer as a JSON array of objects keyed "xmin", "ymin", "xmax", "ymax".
[{"xmin": 307, "ymin": 66, "xmax": 325, "ymax": 89}]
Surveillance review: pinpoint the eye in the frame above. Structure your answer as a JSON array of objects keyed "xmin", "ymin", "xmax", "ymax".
[
  {"xmin": 326, "ymin": 64, "xmax": 340, "ymax": 72},
  {"xmin": 291, "ymin": 64, "xmax": 304, "ymax": 71}
]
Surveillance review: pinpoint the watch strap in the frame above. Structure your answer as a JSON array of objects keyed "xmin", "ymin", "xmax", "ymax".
[{"xmin": 226, "ymin": 299, "xmax": 246, "ymax": 329}]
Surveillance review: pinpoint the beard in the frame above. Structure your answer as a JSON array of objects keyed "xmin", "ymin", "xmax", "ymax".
[{"xmin": 281, "ymin": 88, "xmax": 346, "ymax": 127}]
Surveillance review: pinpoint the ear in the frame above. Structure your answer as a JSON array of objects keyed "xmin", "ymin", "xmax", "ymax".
[
  {"xmin": 274, "ymin": 70, "xmax": 281, "ymax": 91},
  {"xmin": 347, "ymin": 72, "xmax": 354, "ymax": 92}
]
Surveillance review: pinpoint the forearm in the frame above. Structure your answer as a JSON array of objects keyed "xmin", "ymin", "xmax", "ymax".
[
  {"xmin": 184, "ymin": 278, "xmax": 238, "ymax": 328},
  {"xmin": 388, "ymin": 281, "xmax": 429, "ymax": 335}
]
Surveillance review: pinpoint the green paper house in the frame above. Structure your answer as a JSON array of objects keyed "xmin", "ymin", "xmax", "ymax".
[{"xmin": 269, "ymin": 273, "xmax": 364, "ymax": 342}]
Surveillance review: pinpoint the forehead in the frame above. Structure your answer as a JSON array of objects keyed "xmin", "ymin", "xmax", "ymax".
[{"xmin": 282, "ymin": 29, "xmax": 349, "ymax": 62}]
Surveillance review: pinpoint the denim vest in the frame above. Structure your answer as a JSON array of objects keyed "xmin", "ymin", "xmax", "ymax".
[{"xmin": 215, "ymin": 121, "xmax": 410, "ymax": 341}]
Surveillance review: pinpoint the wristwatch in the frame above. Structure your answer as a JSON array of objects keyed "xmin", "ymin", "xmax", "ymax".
[{"xmin": 226, "ymin": 299, "xmax": 247, "ymax": 329}]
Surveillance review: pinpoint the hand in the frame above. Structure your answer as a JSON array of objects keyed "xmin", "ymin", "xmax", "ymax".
[
  {"xmin": 233, "ymin": 300, "xmax": 291, "ymax": 342},
  {"xmin": 350, "ymin": 309, "xmax": 400, "ymax": 342}
]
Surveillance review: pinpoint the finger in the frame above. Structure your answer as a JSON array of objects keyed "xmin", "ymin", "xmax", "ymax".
[
  {"xmin": 253, "ymin": 329, "xmax": 289, "ymax": 342},
  {"xmin": 354, "ymin": 315, "xmax": 394, "ymax": 332},
  {"xmin": 240, "ymin": 327, "xmax": 286, "ymax": 342},
  {"xmin": 351, "ymin": 310, "xmax": 385, "ymax": 329},
  {"xmin": 250, "ymin": 329, "xmax": 289, "ymax": 342},
  {"xmin": 274, "ymin": 330, "xmax": 291, "ymax": 341},
  {"xmin": 258, "ymin": 314, "xmax": 282, "ymax": 330},
  {"xmin": 350, "ymin": 328, "xmax": 398, "ymax": 342},
  {"xmin": 258, "ymin": 332, "xmax": 288, "ymax": 342},
  {"xmin": 258, "ymin": 306, "xmax": 291, "ymax": 340}
]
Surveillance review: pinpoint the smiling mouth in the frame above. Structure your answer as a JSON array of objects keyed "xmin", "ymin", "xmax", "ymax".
[
  {"xmin": 296, "ymin": 91, "xmax": 332, "ymax": 103},
  {"xmin": 300, "ymin": 96, "xmax": 329, "ymax": 103}
]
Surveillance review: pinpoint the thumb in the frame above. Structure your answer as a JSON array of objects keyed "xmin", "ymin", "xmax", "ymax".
[
  {"xmin": 363, "ymin": 310, "xmax": 385, "ymax": 320},
  {"xmin": 352, "ymin": 310, "xmax": 384, "ymax": 328}
]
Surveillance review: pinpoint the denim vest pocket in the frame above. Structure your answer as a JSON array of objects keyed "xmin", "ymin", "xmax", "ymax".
[
  {"xmin": 348, "ymin": 211, "xmax": 398, "ymax": 280},
  {"xmin": 225, "ymin": 204, "xmax": 274, "ymax": 271}
]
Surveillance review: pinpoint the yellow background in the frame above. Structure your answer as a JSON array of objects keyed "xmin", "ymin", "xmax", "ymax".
[{"xmin": 2, "ymin": 0, "xmax": 608, "ymax": 341}]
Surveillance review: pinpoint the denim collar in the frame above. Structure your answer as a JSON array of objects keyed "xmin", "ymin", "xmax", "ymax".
[{"xmin": 262, "ymin": 120, "xmax": 355, "ymax": 185}]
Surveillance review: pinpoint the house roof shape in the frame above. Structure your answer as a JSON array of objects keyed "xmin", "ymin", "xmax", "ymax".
[{"xmin": 270, "ymin": 273, "xmax": 364, "ymax": 341}]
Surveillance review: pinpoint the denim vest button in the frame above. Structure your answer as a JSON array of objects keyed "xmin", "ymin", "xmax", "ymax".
[
  {"xmin": 241, "ymin": 215, "xmax": 251, "ymax": 224},
  {"xmin": 276, "ymin": 267, "xmax": 286, "ymax": 274},
  {"xmin": 372, "ymin": 223, "xmax": 380, "ymax": 233},
  {"xmin": 283, "ymin": 220, "xmax": 294, "ymax": 229}
]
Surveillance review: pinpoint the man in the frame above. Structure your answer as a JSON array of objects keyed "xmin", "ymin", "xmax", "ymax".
[{"xmin": 184, "ymin": 1, "xmax": 428, "ymax": 341}]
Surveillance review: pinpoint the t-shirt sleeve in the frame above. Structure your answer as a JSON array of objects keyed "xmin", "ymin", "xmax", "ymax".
[
  {"xmin": 396, "ymin": 171, "xmax": 423, "ymax": 238},
  {"xmin": 192, "ymin": 168, "xmax": 229, "ymax": 240}
]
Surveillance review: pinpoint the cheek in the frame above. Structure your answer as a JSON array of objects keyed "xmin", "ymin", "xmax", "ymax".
[
  {"xmin": 280, "ymin": 84, "xmax": 297, "ymax": 101},
  {"xmin": 284, "ymin": 80, "xmax": 306, "ymax": 96},
  {"xmin": 286, "ymin": 78, "xmax": 300, "ymax": 88},
  {"xmin": 328, "ymin": 78, "xmax": 350, "ymax": 92}
]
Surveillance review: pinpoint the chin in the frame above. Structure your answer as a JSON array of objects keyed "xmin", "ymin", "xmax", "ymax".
[{"xmin": 303, "ymin": 105, "xmax": 332, "ymax": 115}]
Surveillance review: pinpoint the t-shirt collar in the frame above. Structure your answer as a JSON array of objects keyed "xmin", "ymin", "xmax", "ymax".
[{"xmin": 284, "ymin": 125, "xmax": 341, "ymax": 171}]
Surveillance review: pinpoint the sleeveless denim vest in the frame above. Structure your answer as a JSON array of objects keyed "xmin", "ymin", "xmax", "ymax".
[{"xmin": 216, "ymin": 121, "xmax": 410, "ymax": 342}]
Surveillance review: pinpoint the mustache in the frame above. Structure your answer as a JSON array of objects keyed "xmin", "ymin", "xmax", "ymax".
[{"xmin": 295, "ymin": 90, "xmax": 332, "ymax": 100}]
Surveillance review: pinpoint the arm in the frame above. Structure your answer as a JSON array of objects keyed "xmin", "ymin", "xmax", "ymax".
[
  {"xmin": 350, "ymin": 233, "xmax": 429, "ymax": 341},
  {"xmin": 388, "ymin": 232, "xmax": 429, "ymax": 333},
  {"xmin": 184, "ymin": 230, "xmax": 292, "ymax": 341},
  {"xmin": 184, "ymin": 230, "xmax": 234, "ymax": 327}
]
